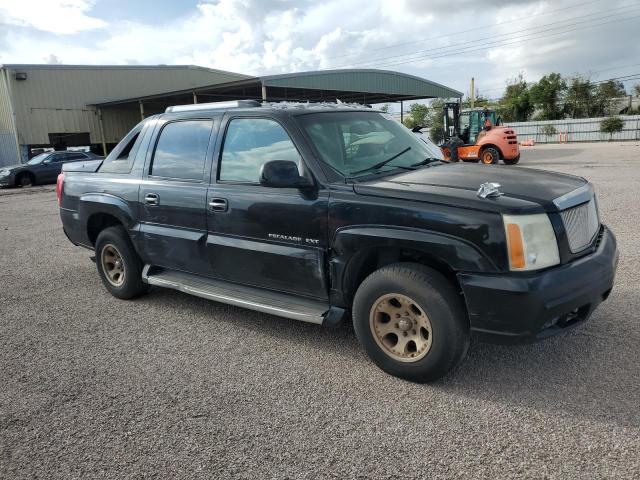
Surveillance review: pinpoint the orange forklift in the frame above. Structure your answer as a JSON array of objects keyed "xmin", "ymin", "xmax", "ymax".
[{"xmin": 441, "ymin": 102, "xmax": 520, "ymax": 165}]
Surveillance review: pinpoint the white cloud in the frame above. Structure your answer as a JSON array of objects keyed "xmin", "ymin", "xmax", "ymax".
[
  {"xmin": 0, "ymin": 0, "xmax": 107, "ymax": 34},
  {"xmin": 0, "ymin": 0, "xmax": 638, "ymax": 100}
]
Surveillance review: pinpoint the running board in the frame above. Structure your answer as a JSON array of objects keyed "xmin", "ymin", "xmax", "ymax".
[{"xmin": 142, "ymin": 266, "xmax": 328, "ymax": 324}]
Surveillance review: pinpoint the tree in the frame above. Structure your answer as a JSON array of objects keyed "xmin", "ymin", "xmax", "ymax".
[
  {"xmin": 379, "ymin": 104, "xmax": 391, "ymax": 113},
  {"xmin": 600, "ymin": 116, "xmax": 624, "ymax": 141},
  {"xmin": 594, "ymin": 80, "xmax": 626, "ymax": 116},
  {"xmin": 565, "ymin": 76, "xmax": 595, "ymax": 118},
  {"xmin": 428, "ymin": 99, "xmax": 445, "ymax": 143},
  {"xmin": 529, "ymin": 72, "xmax": 566, "ymax": 120},
  {"xmin": 498, "ymin": 73, "xmax": 533, "ymax": 122},
  {"xmin": 635, "ymin": 84, "xmax": 640, "ymax": 98},
  {"xmin": 402, "ymin": 103, "xmax": 430, "ymax": 129}
]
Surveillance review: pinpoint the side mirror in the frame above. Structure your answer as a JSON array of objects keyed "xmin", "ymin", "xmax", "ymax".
[
  {"xmin": 260, "ymin": 160, "xmax": 313, "ymax": 188},
  {"xmin": 42, "ymin": 158, "xmax": 52, "ymax": 165}
]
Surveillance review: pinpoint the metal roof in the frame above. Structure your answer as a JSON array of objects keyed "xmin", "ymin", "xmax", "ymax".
[
  {"xmin": 92, "ymin": 68, "xmax": 462, "ymax": 107},
  {"xmin": 260, "ymin": 69, "xmax": 462, "ymax": 99}
]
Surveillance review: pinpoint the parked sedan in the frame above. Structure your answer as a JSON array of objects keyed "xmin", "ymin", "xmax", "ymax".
[{"xmin": 0, "ymin": 151, "xmax": 103, "ymax": 187}]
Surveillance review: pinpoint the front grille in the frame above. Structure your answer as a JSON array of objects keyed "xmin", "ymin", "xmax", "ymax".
[{"xmin": 560, "ymin": 200, "xmax": 600, "ymax": 253}]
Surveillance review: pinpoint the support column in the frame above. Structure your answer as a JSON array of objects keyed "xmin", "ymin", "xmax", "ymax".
[
  {"xmin": 193, "ymin": 91, "xmax": 198, "ymax": 104},
  {"xmin": 97, "ymin": 108, "xmax": 107, "ymax": 156},
  {"xmin": 261, "ymin": 84, "xmax": 267, "ymax": 102},
  {"xmin": 139, "ymin": 100, "xmax": 145, "ymax": 121},
  {"xmin": 400, "ymin": 101, "xmax": 404, "ymax": 123}
]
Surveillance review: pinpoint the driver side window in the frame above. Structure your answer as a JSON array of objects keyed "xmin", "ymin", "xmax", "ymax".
[{"xmin": 219, "ymin": 118, "xmax": 301, "ymax": 183}]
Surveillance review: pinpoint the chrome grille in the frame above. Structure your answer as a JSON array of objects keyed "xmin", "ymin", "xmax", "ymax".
[{"xmin": 560, "ymin": 200, "xmax": 599, "ymax": 253}]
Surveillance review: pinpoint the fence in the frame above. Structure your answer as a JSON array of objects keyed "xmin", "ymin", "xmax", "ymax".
[{"xmin": 505, "ymin": 115, "xmax": 640, "ymax": 143}]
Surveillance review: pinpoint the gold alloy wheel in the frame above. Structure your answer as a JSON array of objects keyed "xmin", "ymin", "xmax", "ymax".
[
  {"xmin": 101, "ymin": 244, "xmax": 125, "ymax": 287},
  {"xmin": 369, "ymin": 293, "xmax": 433, "ymax": 363},
  {"xmin": 482, "ymin": 151, "xmax": 493, "ymax": 164}
]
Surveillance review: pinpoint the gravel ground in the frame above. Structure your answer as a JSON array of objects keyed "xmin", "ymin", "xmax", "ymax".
[{"xmin": 1, "ymin": 142, "xmax": 639, "ymax": 479}]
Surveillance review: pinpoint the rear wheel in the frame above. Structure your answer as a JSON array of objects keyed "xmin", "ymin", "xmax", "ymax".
[
  {"xmin": 18, "ymin": 173, "xmax": 34, "ymax": 187},
  {"xmin": 95, "ymin": 226, "xmax": 148, "ymax": 299},
  {"xmin": 503, "ymin": 154, "xmax": 520, "ymax": 165},
  {"xmin": 480, "ymin": 147, "xmax": 500, "ymax": 165},
  {"xmin": 352, "ymin": 263, "xmax": 470, "ymax": 382}
]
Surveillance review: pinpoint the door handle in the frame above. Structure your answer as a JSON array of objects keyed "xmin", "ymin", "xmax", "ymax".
[
  {"xmin": 208, "ymin": 198, "xmax": 228, "ymax": 212},
  {"xmin": 145, "ymin": 193, "xmax": 159, "ymax": 206}
]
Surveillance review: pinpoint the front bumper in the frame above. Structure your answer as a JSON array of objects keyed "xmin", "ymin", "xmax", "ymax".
[
  {"xmin": 458, "ymin": 225, "xmax": 618, "ymax": 343},
  {"xmin": 0, "ymin": 173, "xmax": 14, "ymax": 186}
]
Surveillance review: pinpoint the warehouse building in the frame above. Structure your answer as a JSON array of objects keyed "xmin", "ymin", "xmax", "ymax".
[{"xmin": 0, "ymin": 64, "xmax": 461, "ymax": 167}]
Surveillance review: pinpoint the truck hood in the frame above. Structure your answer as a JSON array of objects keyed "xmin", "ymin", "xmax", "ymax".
[{"xmin": 353, "ymin": 163, "xmax": 588, "ymax": 214}]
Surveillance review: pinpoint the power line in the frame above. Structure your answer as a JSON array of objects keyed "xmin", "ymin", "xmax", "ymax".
[
  {"xmin": 245, "ymin": 0, "xmax": 608, "ymax": 74},
  {"xmin": 328, "ymin": 2, "xmax": 636, "ymax": 70},
  {"xmin": 319, "ymin": 0, "xmax": 607, "ymax": 63},
  {"xmin": 335, "ymin": 6, "xmax": 640, "ymax": 70}
]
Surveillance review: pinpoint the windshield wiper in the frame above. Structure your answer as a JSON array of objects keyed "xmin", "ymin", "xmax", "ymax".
[
  {"xmin": 350, "ymin": 147, "xmax": 412, "ymax": 176},
  {"xmin": 410, "ymin": 157, "xmax": 443, "ymax": 167}
]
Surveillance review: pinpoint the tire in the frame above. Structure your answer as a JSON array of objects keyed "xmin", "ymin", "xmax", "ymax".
[
  {"xmin": 95, "ymin": 225, "xmax": 148, "ymax": 300},
  {"xmin": 503, "ymin": 154, "xmax": 520, "ymax": 165},
  {"xmin": 18, "ymin": 173, "xmax": 34, "ymax": 187},
  {"xmin": 480, "ymin": 147, "xmax": 499, "ymax": 165},
  {"xmin": 352, "ymin": 263, "xmax": 470, "ymax": 383}
]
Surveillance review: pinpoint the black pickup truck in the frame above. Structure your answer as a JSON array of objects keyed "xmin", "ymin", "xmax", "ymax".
[{"xmin": 58, "ymin": 100, "xmax": 618, "ymax": 382}]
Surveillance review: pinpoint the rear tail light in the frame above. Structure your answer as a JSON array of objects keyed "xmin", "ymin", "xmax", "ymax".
[{"xmin": 56, "ymin": 173, "xmax": 64, "ymax": 206}]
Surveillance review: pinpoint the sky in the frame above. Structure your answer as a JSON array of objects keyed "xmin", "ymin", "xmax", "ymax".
[{"xmin": 0, "ymin": 0, "xmax": 639, "ymax": 108}]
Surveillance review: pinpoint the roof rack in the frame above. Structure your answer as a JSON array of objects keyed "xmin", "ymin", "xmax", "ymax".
[
  {"xmin": 165, "ymin": 99, "xmax": 261, "ymax": 113},
  {"xmin": 165, "ymin": 99, "xmax": 374, "ymax": 114}
]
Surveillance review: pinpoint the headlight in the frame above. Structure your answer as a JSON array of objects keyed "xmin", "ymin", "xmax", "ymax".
[{"xmin": 503, "ymin": 213, "xmax": 560, "ymax": 271}]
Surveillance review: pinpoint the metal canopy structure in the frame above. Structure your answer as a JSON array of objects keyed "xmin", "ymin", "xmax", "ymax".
[{"xmin": 91, "ymin": 69, "xmax": 463, "ymax": 115}]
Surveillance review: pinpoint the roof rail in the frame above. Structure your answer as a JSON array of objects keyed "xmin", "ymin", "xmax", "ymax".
[{"xmin": 165, "ymin": 99, "xmax": 261, "ymax": 113}]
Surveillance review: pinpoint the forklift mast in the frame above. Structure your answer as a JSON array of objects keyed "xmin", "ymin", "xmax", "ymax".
[{"xmin": 442, "ymin": 102, "xmax": 461, "ymax": 141}]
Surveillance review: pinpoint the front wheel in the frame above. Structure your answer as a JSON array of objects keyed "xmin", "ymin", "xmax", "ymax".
[
  {"xmin": 95, "ymin": 226, "xmax": 149, "ymax": 299},
  {"xmin": 352, "ymin": 263, "xmax": 470, "ymax": 383}
]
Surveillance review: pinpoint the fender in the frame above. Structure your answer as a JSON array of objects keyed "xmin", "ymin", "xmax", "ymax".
[
  {"xmin": 77, "ymin": 192, "xmax": 138, "ymax": 244},
  {"xmin": 330, "ymin": 225, "xmax": 499, "ymax": 306}
]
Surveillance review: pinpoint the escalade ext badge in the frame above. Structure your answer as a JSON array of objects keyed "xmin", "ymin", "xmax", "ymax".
[{"xmin": 477, "ymin": 182, "xmax": 503, "ymax": 199}]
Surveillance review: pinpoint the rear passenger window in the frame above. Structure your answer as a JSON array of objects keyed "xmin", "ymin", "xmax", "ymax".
[
  {"xmin": 100, "ymin": 130, "xmax": 142, "ymax": 174},
  {"xmin": 151, "ymin": 120, "xmax": 213, "ymax": 181},
  {"xmin": 219, "ymin": 118, "xmax": 301, "ymax": 183}
]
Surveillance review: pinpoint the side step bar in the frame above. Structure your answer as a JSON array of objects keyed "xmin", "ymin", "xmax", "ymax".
[{"xmin": 142, "ymin": 266, "xmax": 329, "ymax": 324}]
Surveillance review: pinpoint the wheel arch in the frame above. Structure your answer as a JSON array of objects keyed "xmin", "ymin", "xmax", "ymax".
[
  {"xmin": 331, "ymin": 226, "xmax": 497, "ymax": 307},
  {"xmin": 479, "ymin": 143, "xmax": 503, "ymax": 159},
  {"xmin": 16, "ymin": 170, "xmax": 36, "ymax": 184},
  {"xmin": 80, "ymin": 193, "xmax": 136, "ymax": 246}
]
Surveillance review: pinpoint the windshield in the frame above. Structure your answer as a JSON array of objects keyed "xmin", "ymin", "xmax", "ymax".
[
  {"xmin": 27, "ymin": 153, "xmax": 50, "ymax": 165},
  {"xmin": 296, "ymin": 111, "xmax": 439, "ymax": 179}
]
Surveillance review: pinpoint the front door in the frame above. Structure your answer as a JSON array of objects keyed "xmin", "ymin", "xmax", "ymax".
[
  {"xmin": 205, "ymin": 116, "xmax": 328, "ymax": 299},
  {"xmin": 138, "ymin": 117, "xmax": 217, "ymax": 276}
]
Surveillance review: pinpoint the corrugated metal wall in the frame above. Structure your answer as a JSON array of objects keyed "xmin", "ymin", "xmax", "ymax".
[
  {"xmin": 0, "ymin": 70, "xmax": 19, "ymax": 166},
  {"xmin": 4, "ymin": 65, "xmax": 249, "ymax": 145},
  {"xmin": 506, "ymin": 115, "xmax": 640, "ymax": 143}
]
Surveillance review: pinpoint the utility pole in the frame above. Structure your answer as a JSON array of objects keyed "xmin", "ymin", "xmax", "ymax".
[{"xmin": 470, "ymin": 77, "xmax": 475, "ymax": 109}]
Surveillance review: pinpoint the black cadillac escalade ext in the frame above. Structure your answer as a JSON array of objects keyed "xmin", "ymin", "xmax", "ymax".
[{"xmin": 58, "ymin": 100, "xmax": 618, "ymax": 382}]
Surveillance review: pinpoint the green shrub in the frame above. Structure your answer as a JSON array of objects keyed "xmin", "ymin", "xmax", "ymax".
[
  {"xmin": 540, "ymin": 124, "xmax": 557, "ymax": 137},
  {"xmin": 600, "ymin": 116, "xmax": 624, "ymax": 141}
]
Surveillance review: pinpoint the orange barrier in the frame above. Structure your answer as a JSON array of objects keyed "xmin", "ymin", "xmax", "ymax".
[
  {"xmin": 558, "ymin": 132, "xmax": 569, "ymax": 143},
  {"xmin": 520, "ymin": 139, "xmax": 535, "ymax": 146}
]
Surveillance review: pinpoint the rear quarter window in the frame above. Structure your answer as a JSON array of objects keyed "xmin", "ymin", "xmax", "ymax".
[{"xmin": 99, "ymin": 128, "xmax": 143, "ymax": 174}]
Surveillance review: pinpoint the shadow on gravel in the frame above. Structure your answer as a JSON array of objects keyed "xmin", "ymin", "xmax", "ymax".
[{"xmin": 145, "ymin": 287, "xmax": 639, "ymax": 429}]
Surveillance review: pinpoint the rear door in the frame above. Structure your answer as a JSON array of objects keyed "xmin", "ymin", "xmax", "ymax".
[
  {"xmin": 204, "ymin": 114, "xmax": 329, "ymax": 299},
  {"xmin": 138, "ymin": 115, "xmax": 218, "ymax": 276}
]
